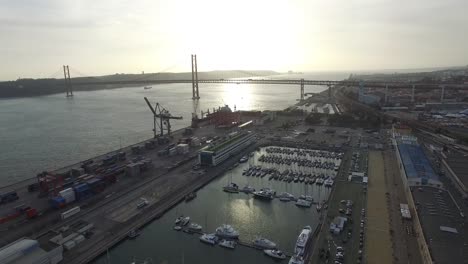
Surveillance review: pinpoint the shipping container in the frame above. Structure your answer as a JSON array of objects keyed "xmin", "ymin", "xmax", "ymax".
[
  {"xmin": 73, "ymin": 183, "xmax": 91, "ymax": 201},
  {"xmin": 59, "ymin": 188, "xmax": 76, "ymax": 204},
  {"xmin": 50, "ymin": 197, "xmax": 66, "ymax": 209},
  {"xmin": 86, "ymin": 178, "xmax": 105, "ymax": 194},
  {"xmin": 118, "ymin": 151, "xmax": 126, "ymax": 161},
  {"xmin": 61, "ymin": 206, "xmax": 80, "ymax": 220},
  {"xmin": 63, "ymin": 240, "xmax": 76, "ymax": 251},
  {"xmin": 83, "ymin": 163, "xmax": 99, "ymax": 174},
  {"xmin": 102, "ymin": 155, "xmax": 117, "ymax": 166},
  {"xmin": 0, "ymin": 191, "xmax": 19, "ymax": 204},
  {"xmin": 126, "ymin": 163, "xmax": 141, "ymax": 177},
  {"xmin": 73, "ymin": 235, "xmax": 85, "ymax": 245},
  {"xmin": 26, "ymin": 208, "xmax": 38, "ymax": 219}
]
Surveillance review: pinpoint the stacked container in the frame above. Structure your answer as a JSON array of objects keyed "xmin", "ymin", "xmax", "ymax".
[
  {"xmin": 177, "ymin": 144, "xmax": 190, "ymax": 154},
  {"xmin": 50, "ymin": 197, "xmax": 66, "ymax": 209},
  {"xmin": 73, "ymin": 183, "xmax": 91, "ymax": 201},
  {"xmin": 125, "ymin": 163, "xmax": 140, "ymax": 177},
  {"xmin": 86, "ymin": 178, "xmax": 105, "ymax": 194},
  {"xmin": 59, "ymin": 188, "xmax": 76, "ymax": 204}
]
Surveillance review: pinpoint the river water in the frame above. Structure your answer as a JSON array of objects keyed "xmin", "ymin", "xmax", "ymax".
[
  {"xmin": 93, "ymin": 148, "xmax": 332, "ymax": 264},
  {"xmin": 0, "ymin": 72, "xmax": 348, "ymax": 187}
]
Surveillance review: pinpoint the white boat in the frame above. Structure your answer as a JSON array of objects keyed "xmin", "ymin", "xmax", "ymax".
[
  {"xmin": 223, "ymin": 183, "xmax": 239, "ymax": 193},
  {"xmin": 181, "ymin": 216, "xmax": 190, "ymax": 226},
  {"xmin": 175, "ymin": 215, "xmax": 184, "ymax": 225},
  {"xmin": 241, "ymin": 185, "xmax": 255, "ymax": 194},
  {"xmin": 264, "ymin": 249, "xmax": 287, "ymax": 260},
  {"xmin": 278, "ymin": 192, "xmax": 295, "ymax": 201},
  {"xmin": 316, "ymin": 203, "xmax": 322, "ymax": 211},
  {"xmin": 295, "ymin": 199, "xmax": 312, "ymax": 208},
  {"xmin": 173, "ymin": 226, "xmax": 182, "ymax": 231},
  {"xmin": 188, "ymin": 223, "xmax": 202, "ymax": 231},
  {"xmin": 215, "ymin": 224, "xmax": 239, "ymax": 239},
  {"xmin": 289, "ymin": 255, "xmax": 304, "ymax": 264},
  {"xmin": 299, "ymin": 195, "xmax": 313, "ymax": 202},
  {"xmin": 219, "ymin": 239, "xmax": 237, "ymax": 249},
  {"xmin": 253, "ymin": 188, "xmax": 275, "ymax": 200},
  {"xmin": 316, "ymin": 178, "xmax": 324, "ymax": 185},
  {"xmin": 127, "ymin": 229, "xmax": 140, "ymax": 239},
  {"xmin": 253, "ymin": 237, "xmax": 277, "ymax": 249},
  {"xmin": 324, "ymin": 178, "xmax": 334, "ymax": 187},
  {"xmin": 294, "ymin": 226, "xmax": 312, "ymax": 256},
  {"xmin": 199, "ymin": 233, "xmax": 218, "ymax": 245}
]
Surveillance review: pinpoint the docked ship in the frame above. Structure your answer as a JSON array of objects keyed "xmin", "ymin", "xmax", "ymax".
[
  {"xmin": 288, "ymin": 255, "xmax": 304, "ymax": 264},
  {"xmin": 294, "ymin": 226, "xmax": 312, "ymax": 256}
]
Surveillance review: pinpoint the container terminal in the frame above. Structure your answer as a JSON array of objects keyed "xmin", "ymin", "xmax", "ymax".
[{"xmin": 1, "ymin": 85, "xmax": 467, "ymax": 264}]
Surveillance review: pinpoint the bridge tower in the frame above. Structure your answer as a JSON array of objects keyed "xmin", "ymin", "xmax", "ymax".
[
  {"xmin": 191, "ymin": 54, "xmax": 200, "ymax": 99},
  {"xmin": 63, "ymin": 65, "xmax": 73, "ymax": 97},
  {"xmin": 440, "ymin": 85, "xmax": 445, "ymax": 103},
  {"xmin": 384, "ymin": 84, "xmax": 388, "ymax": 104},
  {"xmin": 300, "ymin": 79, "xmax": 304, "ymax": 101}
]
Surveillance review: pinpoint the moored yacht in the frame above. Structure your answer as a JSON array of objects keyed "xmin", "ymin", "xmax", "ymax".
[
  {"xmin": 278, "ymin": 192, "xmax": 295, "ymax": 202},
  {"xmin": 215, "ymin": 224, "xmax": 239, "ymax": 239},
  {"xmin": 219, "ymin": 239, "xmax": 237, "ymax": 249},
  {"xmin": 288, "ymin": 255, "xmax": 304, "ymax": 264},
  {"xmin": 253, "ymin": 188, "xmax": 275, "ymax": 200},
  {"xmin": 181, "ymin": 216, "xmax": 190, "ymax": 226},
  {"xmin": 188, "ymin": 223, "xmax": 202, "ymax": 231},
  {"xmin": 294, "ymin": 226, "xmax": 312, "ymax": 256},
  {"xmin": 223, "ymin": 183, "xmax": 239, "ymax": 193},
  {"xmin": 295, "ymin": 199, "xmax": 312, "ymax": 208},
  {"xmin": 199, "ymin": 233, "xmax": 218, "ymax": 245},
  {"xmin": 253, "ymin": 237, "xmax": 277, "ymax": 249},
  {"xmin": 241, "ymin": 185, "xmax": 255, "ymax": 194},
  {"xmin": 239, "ymin": 155, "xmax": 249, "ymax": 163},
  {"xmin": 264, "ymin": 249, "xmax": 287, "ymax": 260}
]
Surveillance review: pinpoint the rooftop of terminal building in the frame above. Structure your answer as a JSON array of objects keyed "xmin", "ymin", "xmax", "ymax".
[
  {"xmin": 412, "ymin": 186, "xmax": 466, "ymax": 264},
  {"xmin": 202, "ymin": 130, "xmax": 253, "ymax": 153},
  {"xmin": 443, "ymin": 153, "xmax": 468, "ymax": 189}
]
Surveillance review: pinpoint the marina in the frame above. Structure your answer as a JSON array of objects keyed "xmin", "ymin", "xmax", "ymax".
[{"xmin": 92, "ymin": 146, "xmax": 331, "ymax": 263}]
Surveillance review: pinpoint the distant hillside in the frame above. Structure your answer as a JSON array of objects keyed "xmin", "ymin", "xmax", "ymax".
[
  {"xmin": 349, "ymin": 65, "xmax": 468, "ymax": 83},
  {"xmin": 0, "ymin": 70, "xmax": 279, "ymax": 98}
]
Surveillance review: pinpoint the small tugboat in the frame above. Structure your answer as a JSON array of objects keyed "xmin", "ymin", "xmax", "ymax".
[{"xmin": 219, "ymin": 239, "xmax": 237, "ymax": 249}]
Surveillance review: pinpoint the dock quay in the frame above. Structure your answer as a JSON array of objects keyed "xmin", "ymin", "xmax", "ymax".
[
  {"xmin": 177, "ymin": 228, "xmax": 295, "ymax": 258},
  {"xmin": 0, "ymin": 106, "xmax": 353, "ymax": 263}
]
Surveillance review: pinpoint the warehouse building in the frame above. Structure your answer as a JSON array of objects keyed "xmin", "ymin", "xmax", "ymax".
[
  {"xmin": 198, "ymin": 131, "xmax": 256, "ymax": 166},
  {"xmin": 0, "ymin": 238, "xmax": 63, "ymax": 264},
  {"xmin": 440, "ymin": 153, "xmax": 468, "ymax": 199},
  {"xmin": 394, "ymin": 135, "xmax": 442, "ymax": 188}
]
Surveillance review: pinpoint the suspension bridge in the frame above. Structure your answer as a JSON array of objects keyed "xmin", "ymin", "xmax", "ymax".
[{"xmin": 56, "ymin": 55, "xmax": 468, "ymax": 102}]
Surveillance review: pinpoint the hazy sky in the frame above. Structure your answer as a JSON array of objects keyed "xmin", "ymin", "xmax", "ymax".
[{"xmin": 1, "ymin": 0, "xmax": 467, "ymax": 80}]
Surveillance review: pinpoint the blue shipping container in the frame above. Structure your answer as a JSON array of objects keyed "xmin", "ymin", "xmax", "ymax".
[{"xmin": 50, "ymin": 196, "xmax": 66, "ymax": 209}]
